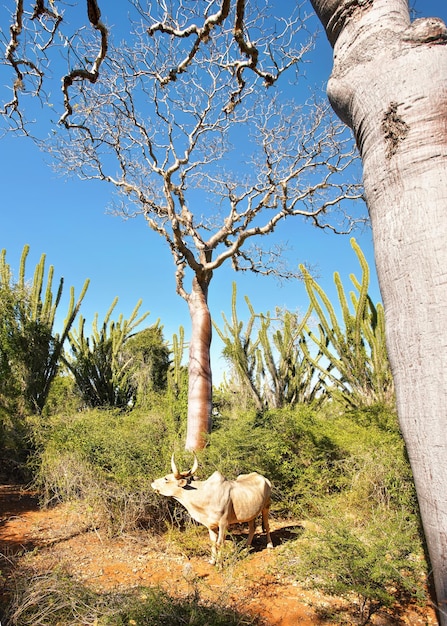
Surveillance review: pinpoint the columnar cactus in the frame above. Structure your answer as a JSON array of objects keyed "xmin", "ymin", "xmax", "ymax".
[
  {"xmin": 0, "ymin": 245, "xmax": 89, "ymax": 414},
  {"xmin": 300, "ymin": 238, "xmax": 394, "ymax": 409}
]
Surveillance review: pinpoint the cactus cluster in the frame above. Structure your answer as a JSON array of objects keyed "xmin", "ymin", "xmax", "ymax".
[
  {"xmin": 300, "ymin": 238, "xmax": 394, "ymax": 409},
  {"xmin": 216, "ymin": 239, "xmax": 394, "ymax": 410},
  {"xmin": 0, "ymin": 245, "xmax": 89, "ymax": 414}
]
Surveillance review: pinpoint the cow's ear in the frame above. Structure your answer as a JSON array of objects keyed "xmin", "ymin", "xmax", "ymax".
[{"xmin": 178, "ymin": 478, "xmax": 187, "ymax": 487}]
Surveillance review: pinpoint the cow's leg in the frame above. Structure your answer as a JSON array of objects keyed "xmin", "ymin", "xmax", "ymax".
[
  {"xmin": 246, "ymin": 518, "xmax": 256, "ymax": 547},
  {"xmin": 208, "ymin": 527, "xmax": 218, "ymax": 565},
  {"xmin": 209, "ymin": 523, "xmax": 227, "ymax": 565},
  {"xmin": 262, "ymin": 507, "xmax": 273, "ymax": 549},
  {"xmin": 216, "ymin": 520, "xmax": 227, "ymax": 559}
]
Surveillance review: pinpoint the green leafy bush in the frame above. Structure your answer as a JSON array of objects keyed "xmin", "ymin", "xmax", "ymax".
[
  {"xmin": 35, "ymin": 403, "xmax": 419, "ymax": 525},
  {"xmin": 34, "ymin": 408, "xmax": 178, "ymax": 533},
  {"xmin": 40, "ymin": 374, "xmax": 82, "ymax": 417},
  {"xmin": 202, "ymin": 404, "xmax": 414, "ymax": 519},
  {"xmin": 278, "ymin": 509, "xmax": 426, "ymax": 624}
]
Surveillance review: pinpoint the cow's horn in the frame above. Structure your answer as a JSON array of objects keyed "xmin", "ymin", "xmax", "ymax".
[
  {"xmin": 189, "ymin": 453, "xmax": 198, "ymax": 477},
  {"xmin": 171, "ymin": 454, "xmax": 182, "ymax": 479},
  {"xmin": 171, "ymin": 453, "xmax": 198, "ymax": 478}
]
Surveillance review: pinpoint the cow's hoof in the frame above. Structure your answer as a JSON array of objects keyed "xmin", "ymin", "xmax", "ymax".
[{"xmin": 267, "ymin": 542, "xmax": 273, "ymax": 549}]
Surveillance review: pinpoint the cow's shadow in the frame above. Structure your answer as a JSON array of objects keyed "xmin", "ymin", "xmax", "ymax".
[{"xmin": 229, "ymin": 522, "xmax": 304, "ymax": 552}]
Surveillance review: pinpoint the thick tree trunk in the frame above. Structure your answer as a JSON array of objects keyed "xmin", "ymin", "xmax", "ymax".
[
  {"xmin": 311, "ymin": 0, "xmax": 447, "ymax": 621},
  {"xmin": 185, "ymin": 276, "xmax": 212, "ymax": 451}
]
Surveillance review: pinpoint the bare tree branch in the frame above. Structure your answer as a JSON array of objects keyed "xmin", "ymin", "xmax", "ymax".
[
  {"xmin": 146, "ymin": 0, "xmax": 232, "ymax": 84},
  {"xmin": 145, "ymin": 0, "xmax": 313, "ymax": 112},
  {"xmin": 47, "ymin": 24, "xmax": 363, "ymax": 295},
  {"xmin": 60, "ymin": 0, "xmax": 108, "ymax": 127},
  {"xmin": 1, "ymin": 0, "xmax": 108, "ymax": 129},
  {"xmin": 2, "ymin": 0, "xmax": 58, "ymax": 121}
]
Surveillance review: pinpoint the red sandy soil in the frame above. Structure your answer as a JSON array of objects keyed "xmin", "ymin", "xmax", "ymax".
[{"xmin": 0, "ymin": 484, "xmax": 438, "ymax": 625}]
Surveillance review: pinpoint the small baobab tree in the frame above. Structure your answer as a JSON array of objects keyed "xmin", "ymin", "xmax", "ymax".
[{"xmin": 1, "ymin": 1, "xmax": 364, "ymax": 449}]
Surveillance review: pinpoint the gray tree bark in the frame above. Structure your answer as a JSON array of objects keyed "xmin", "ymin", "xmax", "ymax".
[{"xmin": 310, "ymin": 0, "xmax": 447, "ymax": 621}]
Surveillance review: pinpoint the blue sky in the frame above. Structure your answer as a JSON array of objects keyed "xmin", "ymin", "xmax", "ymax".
[{"xmin": 0, "ymin": 0, "xmax": 445, "ymax": 383}]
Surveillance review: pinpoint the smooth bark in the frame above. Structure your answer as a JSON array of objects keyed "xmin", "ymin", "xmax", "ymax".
[
  {"xmin": 185, "ymin": 276, "xmax": 213, "ymax": 450},
  {"xmin": 310, "ymin": 0, "xmax": 447, "ymax": 621}
]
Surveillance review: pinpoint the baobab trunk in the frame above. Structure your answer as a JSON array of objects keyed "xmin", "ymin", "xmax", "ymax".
[
  {"xmin": 310, "ymin": 0, "xmax": 447, "ymax": 620},
  {"xmin": 185, "ymin": 276, "xmax": 212, "ymax": 451}
]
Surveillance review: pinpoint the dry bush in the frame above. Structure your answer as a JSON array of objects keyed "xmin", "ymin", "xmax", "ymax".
[{"xmin": 3, "ymin": 565, "xmax": 262, "ymax": 626}]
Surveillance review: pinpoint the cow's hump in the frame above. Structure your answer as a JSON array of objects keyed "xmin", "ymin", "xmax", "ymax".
[
  {"xmin": 235, "ymin": 472, "xmax": 264, "ymax": 484},
  {"xmin": 206, "ymin": 470, "xmax": 227, "ymax": 484}
]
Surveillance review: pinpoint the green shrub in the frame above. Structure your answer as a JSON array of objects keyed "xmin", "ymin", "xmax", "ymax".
[
  {"xmin": 33, "ymin": 408, "xmax": 179, "ymax": 533},
  {"xmin": 203, "ymin": 404, "xmax": 415, "ymax": 519},
  {"xmin": 32, "ymin": 401, "xmax": 425, "ymax": 618},
  {"xmin": 345, "ymin": 403, "xmax": 400, "ymax": 432},
  {"xmin": 204, "ymin": 405, "xmax": 333, "ymax": 486},
  {"xmin": 37, "ymin": 409, "xmax": 170, "ymax": 481},
  {"xmin": 40, "ymin": 374, "xmax": 82, "ymax": 417},
  {"xmin": 278, "ymin": 508, "xmax": 426, "ymax": 624}
]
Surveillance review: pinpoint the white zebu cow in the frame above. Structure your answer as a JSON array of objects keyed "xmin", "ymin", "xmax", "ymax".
[{"xmin": 151, "ymin": 456, "xmax": 273, "ymax": 564}]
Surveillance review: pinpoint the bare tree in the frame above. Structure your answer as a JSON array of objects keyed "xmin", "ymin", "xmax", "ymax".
[{"xmin": 1, "ymin": 1, "xmax": 363, "ymax": 451}]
